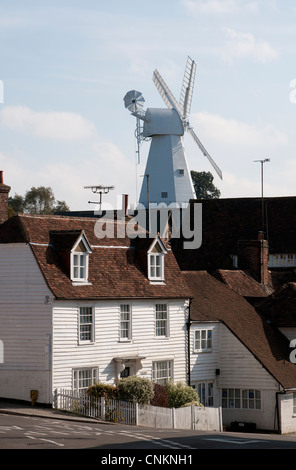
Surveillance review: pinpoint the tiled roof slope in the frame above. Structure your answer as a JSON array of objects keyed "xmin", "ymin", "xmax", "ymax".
[
  {"xmin": 214, "ymin": 269, "xmax": 270, "ymax": 298},
  {"xmin": 183, "ymin": 270, "xmax": 296, "ymax": 390},
  {"xmin": 0, "ymin": 214, "xmax": 191, "ymax": 300},
  {"xmin": 257, "ymin": 283, "xmax": 296, "ymax": 327}
]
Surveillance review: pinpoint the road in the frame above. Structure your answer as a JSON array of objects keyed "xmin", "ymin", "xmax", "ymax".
[{"xmin": 0, "ymin": 412, "xmax": 296, "ymax": 463}]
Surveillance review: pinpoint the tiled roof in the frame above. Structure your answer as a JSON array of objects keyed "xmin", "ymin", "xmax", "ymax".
[
  {"xmin": 257, "ymin": 283, "xmax": 296, "ymax": 327},
  {"xmin": 183, "ymin": 270, "xmax": 296, "ymax": 390},
  {"xmin": 0, "ymin": 214, "xmax": 191, "ymax": 300},
  {"xmin": 214, "ymin": 269, "xmax": 270, "ymax": 298}
]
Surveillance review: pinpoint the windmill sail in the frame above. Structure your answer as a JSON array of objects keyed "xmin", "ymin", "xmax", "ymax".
[
  {"xmin": 153, "ymin": 70, "xmax": 182, "ymax": 115},
  {"xmin": 152, "ymin": 58, "xmax": 222, "ymax": 180},
  {"xmin": 179, "ymin": 56, "xmax": 196, "ymax": 119},
  {"xmin": 188, "ymin": 127, "xmax": 223, "ymax": 180}
]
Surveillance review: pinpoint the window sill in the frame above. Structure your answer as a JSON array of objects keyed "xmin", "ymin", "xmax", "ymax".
[
  {"xmin": 78, "ymin": 341, "xmax": 95, "ymax": 346},
  {"xmin": 193, "ymin": 349, "xmax": 213, "ymax": 354},
  {"xmin": 72, "ymin": 281, "xmax": 92, "ymax": 286},
  {"xmin": 149, "ymin": 280, "xmax": 166, "ymax": 285}
]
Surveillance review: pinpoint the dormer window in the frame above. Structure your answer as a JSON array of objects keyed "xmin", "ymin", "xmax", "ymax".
[
  {"xmin": 148, "ymin": 237, "xmax": 167, "ymax": 282},
  {"xmin": 70, "ymin": 233, "xmax": 92, "ymax": 284},
  {"xmin": 72, "ymin": 252, "xmax": 87, "ymax": 281}
]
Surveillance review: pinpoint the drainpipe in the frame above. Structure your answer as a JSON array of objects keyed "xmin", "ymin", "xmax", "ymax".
[{"xmin": 187, "ymin": 299, "xmax": 193, "ymax": 386}]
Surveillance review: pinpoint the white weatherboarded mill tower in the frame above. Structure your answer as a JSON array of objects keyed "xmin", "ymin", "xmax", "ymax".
[{"xmin": 124, "ymin": 57, "xmax": 222, "ymax": 208}]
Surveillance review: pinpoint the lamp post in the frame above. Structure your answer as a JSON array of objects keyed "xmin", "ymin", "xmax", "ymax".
[
  {"xmin": 254, "ymin": 158, "xmax": 270, "ymax": 285},
  {"xmin": 254, "ymin": 158, "xmax": 270, "ymax": 237}
]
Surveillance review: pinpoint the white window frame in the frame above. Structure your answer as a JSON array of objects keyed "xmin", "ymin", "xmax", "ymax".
[
  {"xmin": 222, "ymin": 388, "xmax": 261, "ymax": 409},
  {"xmin": 293, "ymin": 393, "xmax": 296, "ymax": 415},
  {"xmin": 78, "ymin": 306, "xmax": 94, "ymax": 344},
  {"xmin": 71, "ymin": 252, "xmax": 89, "ymax": 282},
  {"xmin": 155, "ymin": 303, "xmax": 169, "ymax": 338},
  {"xmin": 152, "ymin": 360, "xmax": 173, "ymax": 385},
  {"xmin": 73, "ymin": 368, "xmax": 99, "ymax": 392},
  {"xmin": 269, "ymin": 253, "xmax": 296, "ymax": 268},
  {"xmin": 70, "ymin": 232, "xmax": 92, "ymax": 284},
  {"xmin": 194, "ymin": 328, "xmax": 213, "ymax": 352},
  {"xmin": 148, "ymin": 253, "xmax": 164, "ymax": 281},
  {"xmin": 119, "ymin": 304, "xmax": 132, "ymax": 341},
  {"xmin": 195, "ymin": 381, "xmax": 214, "ymax": 407},
  {"xmin": 147, "ymin": 237, "xmax": 167, "ymax": 282}
]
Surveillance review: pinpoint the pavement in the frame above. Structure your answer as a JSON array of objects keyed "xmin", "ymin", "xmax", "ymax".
[{"xmin": 0, "ymin": 399, "xmax": 104, "ymax": 424}]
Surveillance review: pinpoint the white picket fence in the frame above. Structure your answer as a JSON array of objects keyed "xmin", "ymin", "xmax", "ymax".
[
  {"xmin": 54, "ymin": 389, "xmax": 136, "ymax": 425},
  {"xmin": 54, "ymin": 388, "xmax": 222, "ymax": 431}
]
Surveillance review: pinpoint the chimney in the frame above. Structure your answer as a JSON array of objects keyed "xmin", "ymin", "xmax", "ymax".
[
  {"xmin": 237, "ymin": 233, "xmax": 271, "ymax": 287},
  {"xmin": 0, "ymin": 171, "xmax": 11, "ymax": 224},
  {"xmin": 121, "ymin": 194, "xmax": 129, "ymax": 217}
]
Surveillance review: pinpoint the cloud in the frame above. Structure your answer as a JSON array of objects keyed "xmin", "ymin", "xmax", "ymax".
[
  {"xmin": 191, "ymin": 112, "xmax": 288, "ymax": 148},
  {"xmin": 220, "ymin": 28, "xmax": 278, "ymax": 63},
  {"xmin": 182, "ymin": 0, "xmax": 258, "ymax": 14},
  {"xmin": 0, "ymin": 106, "xmax": 96, "ymax": 141}
]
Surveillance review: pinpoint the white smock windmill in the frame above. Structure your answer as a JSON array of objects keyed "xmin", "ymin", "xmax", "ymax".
[{"xmin": 124, "ymin": 57, "xmax": 222, "ymax": 208}]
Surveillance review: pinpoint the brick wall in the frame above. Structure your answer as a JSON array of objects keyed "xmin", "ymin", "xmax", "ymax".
[
  {"xmin": 0, "ymin": 171, "xmax": 10, "ymax": 224},
  {"xmin": 237, "ymin": 237, "xmax": 271, "ymax": 286}
]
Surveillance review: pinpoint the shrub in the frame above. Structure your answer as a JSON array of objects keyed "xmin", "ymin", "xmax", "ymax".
[
  {"xmin": 87, "ymin": 382, "xmax": 119, "ymax": 400},
  {"xmin": 165, "ymin": 381, "xmax": 200, "ymax": 408},
  {"xmin": 150, "ymin": 383, "xmax": 169, "ymax": 408},
  {"xmin": 117, "ymin": 376, "xmax": 154, "ymax": 405},
  {"xmin": 181, "ymin": 400, "xmax": 203, "ymax": 408}
]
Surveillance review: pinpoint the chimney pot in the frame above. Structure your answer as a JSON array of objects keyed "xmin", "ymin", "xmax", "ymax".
[{"xmin": 258, "ymin": 231, "xmax": 264, "ymax": 240}]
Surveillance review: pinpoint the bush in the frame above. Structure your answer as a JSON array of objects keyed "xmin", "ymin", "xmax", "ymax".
[
  {"xmin": 165, "ymin": 381, "xmax": 200, "ymax": 408},
  {"xmin": 117, "ymin": 376, "xmax": 154, "ymax": 405},
  {"xmin": 150, "ymin": 383, "xmax": 169, "ymax": 408},
  {"xmin": 87, "ymin": 382, "xmax": 119, "ymax": 400},
  {"xmin": 181, "ymin": 400, "xmax": 203, "ymax": 408}
]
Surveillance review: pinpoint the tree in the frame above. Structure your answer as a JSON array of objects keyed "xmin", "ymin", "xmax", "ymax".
[
  {"xmin": 8, "ymin": 193, "xmax": 25, "ymax": 214},
  {"xmin": 191, "ymin": 171, "xmax": 221, "ymax": 199},
  {"xmin": 8, "ymin": 186, "xmax": 70, "ymax": 216}
]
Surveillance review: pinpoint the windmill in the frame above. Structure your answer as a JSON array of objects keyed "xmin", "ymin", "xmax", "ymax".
[{"xmin": 124, "ymin": 56, "xmax": 222, "ymax": 208}]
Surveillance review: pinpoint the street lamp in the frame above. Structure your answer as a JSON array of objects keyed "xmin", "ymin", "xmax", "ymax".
[{"xmin": 254, "ymin": 158, "xmax": 270, "ymax": 237}]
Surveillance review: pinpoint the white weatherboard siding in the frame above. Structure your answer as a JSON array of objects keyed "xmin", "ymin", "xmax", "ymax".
[
  {"xmin": 52, "ymin": 300, "xmax": 188, "ymax": 392},
  {"xmin": 190, "ymin": 322, "xmax": 279, "ymax": 431},
  {"xmin": 0, "ymin": 243, "xmax": 53, "ymax": 403}
]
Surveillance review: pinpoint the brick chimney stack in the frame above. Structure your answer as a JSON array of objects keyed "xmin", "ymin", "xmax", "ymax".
[
  {"xmin": 237, "ymin": 233, "xmax": 272, "ymax": 288},
  {"xmin": 0, "ymin": 171, "xmax": 11, "ymax": 224}
]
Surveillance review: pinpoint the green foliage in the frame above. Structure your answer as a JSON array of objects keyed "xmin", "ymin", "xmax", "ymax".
[
  {"xmin": 87, "ymin": 382, "xmax": 119, "ymax": 400},
  {"xmin": 150, "ymin": 383, "xmax": 169, "ymax": 408},
  {"xmin": 181, "ymin": 400, "xmax": 203, "ymax": 408},
  {"xmin": 8, "ymin": 186, "xmax": 70, "ymax": 216},
  {"xmin": 191, "ymin": 170, "xmax": 221, "ymax": 199},
  {"xmin": 165, "ymin": 381, "xmax": 200, "ymax": 408},
  {"xmin": 117, "ymin": 376, "xmax": 154, "ymax": 405}
]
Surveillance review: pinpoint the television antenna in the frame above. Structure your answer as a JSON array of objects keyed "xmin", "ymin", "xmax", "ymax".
[{"xmin": 84, "ymin": 185, "xmax": 115, "ymax": 213}]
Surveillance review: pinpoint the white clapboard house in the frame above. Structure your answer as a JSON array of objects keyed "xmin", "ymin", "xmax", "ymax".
[
  {"xmin": 0, "ymin": 208, "xmax": 192, "ymax": 405},
  {"xmin": 184, "ymin": 270, "xmax": 296, "ymax": 434}
]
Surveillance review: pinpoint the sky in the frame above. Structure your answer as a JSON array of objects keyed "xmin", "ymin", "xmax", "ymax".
[{"xmin": 0, "ymin": 0, "xmax": 296, "ymax": 211}]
